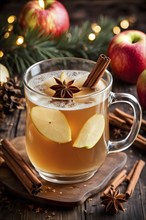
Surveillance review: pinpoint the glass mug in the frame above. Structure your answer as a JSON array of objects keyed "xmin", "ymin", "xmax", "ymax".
[{"xmin": 24, "ymin": 57, "xmax": 142, "ymax": 184}]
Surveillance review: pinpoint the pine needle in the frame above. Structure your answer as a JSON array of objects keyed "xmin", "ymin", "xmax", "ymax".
[{"xmin": 0, "ymin": 16, "xmax": 116, "ymax": 76}]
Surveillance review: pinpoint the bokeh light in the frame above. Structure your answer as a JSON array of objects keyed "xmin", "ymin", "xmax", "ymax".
[
  {"xmin": 16, "ymin": 36, "xmax": 24, "ymax": 45},
  {"xmin": 113, "ymin": 26, "xmax": 121, "ymax": 35},
  {"xmin": 0, "ymin": 51, "xmax": 4, "ymax": 58},
  {"xmin": 88, "ymin": 33, "xmax": 96, "ymax": 41},
  {"xmin": 91, "ymin": 23, "xmax": 101, "ymax": 34},
  {"xmin": 7, "ymin": 15, "xmax": 16, "ymax": 24},
  {"xmin": 4, "ymin": 32, "xmax": 10, "ymax": 39},
  {"xmin": 120, "ymin": 19, "xmax": 129, "ymax": 29}
]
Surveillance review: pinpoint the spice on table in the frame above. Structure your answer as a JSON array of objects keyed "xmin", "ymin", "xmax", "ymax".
[
  {"xmin": 0, "ymin": 139, "xmax": 42, "ymax": 194},
  {"xmin": 109, "ymin": 112, "xmax": 130, "ymax": 131},
  {"xmin": 113, "ymin": 128, "xmax": 128, "ymax": 139},
  {"xmin": 83, "ymin": 54, "xmax": 111, "ymax": 89},
  {"xmin": 126, "ymin": 160, "xmax": 139, "ymax": 182},
  {"xmin": 103, "ymin": 169, "xmax": 127, "ymax": 194},
  {"xmin": 126, "ymin": 160, "xmax": 145, "ymax": 199},
  {"xmin": 0, "ymin": 77, "xmax": 25, "ymax": 126},
  {"xmin": 100, "ymin": 188, "xmax": 126, "ymax": 214},
  {"xmin": 100, "ymin": 159, "xmax": 145, "ymax": 214},
  {"xmin": 109, "ymin": 108, "xmax": 146, "ymax": 151},
  {"xmin": 114, "ymin": 108, "xmax": 146, "ymax": 131}
]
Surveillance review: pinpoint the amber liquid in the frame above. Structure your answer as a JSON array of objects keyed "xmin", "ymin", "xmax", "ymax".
[{"xmin": 25, "ymin": 71, "xmax": 109, "ymax": 176}]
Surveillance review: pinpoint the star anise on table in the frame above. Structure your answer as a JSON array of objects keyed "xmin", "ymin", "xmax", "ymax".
[
  {"xmin": 113, "ymin": 128, "xmax": 128, "ymax": 139},
  {"xmin": 50, "ymin": 77, "xmax": 80, "ymax": 98},
  {"xmin": 100, "ymin": 188, "xmax": 126, "ymax": 214}
]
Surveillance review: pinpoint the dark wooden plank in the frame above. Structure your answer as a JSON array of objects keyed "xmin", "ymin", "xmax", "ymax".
[
  {"xmin": 0, "ymin": 199, "xmax": 85, "ymax": 220},
  {"xmin": 15, "ymin": 110, "xmax": 26, "ymax": 137},
  {"xmin": 0, "ymin": 110, "xmax": 20, "ymax": 140}
]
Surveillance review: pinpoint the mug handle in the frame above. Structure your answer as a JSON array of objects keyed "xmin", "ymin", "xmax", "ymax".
[{"xmin": 108, "ymin": 92, "xmax": 142, "ymax": 153}]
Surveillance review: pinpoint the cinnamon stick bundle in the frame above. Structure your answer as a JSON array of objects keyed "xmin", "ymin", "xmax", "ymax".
[
  {"xmin": 109, "ymin": 108, "xmax": 146, "ymax": 151},
  {"xmin": 0, "ymin": 139, "xmax": 42, "ymax": 194},
  {"xmin": 114, "ymin": 108, "xmax": 146, "ymax": 131},
  {"xmin": 83, "ymin": 54, "xmax": 111, "ymax": 89},
  {"xmin": 109, "ymin": 113, "xmax": 130, "ymax": 131}
]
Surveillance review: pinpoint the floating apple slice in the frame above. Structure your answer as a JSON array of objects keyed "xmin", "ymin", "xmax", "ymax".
[
  {"xmin": 31, "ymin": 106, "xmax": 71, "ymax": 143},
  {"xmin": 42, "ymin": 77, "xmax": 56, "ymax": 96},
  {"xmin": 43, "ymin": 72, "xmax": 67, "ymax": 96},
  {"xmin": 60, "ymin": 71, "xmax": 67, "ymax": 82},
  {"xmin": 73, "ymin": 114, "xmax": 105, "ymax": 149}
]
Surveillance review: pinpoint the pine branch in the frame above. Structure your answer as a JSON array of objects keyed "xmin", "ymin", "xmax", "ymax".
[{"xmin": 0, "ymin": 16, "xmax": 116, "ymax": 77}]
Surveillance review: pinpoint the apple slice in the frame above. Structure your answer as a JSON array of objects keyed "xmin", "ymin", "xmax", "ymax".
[
  {"xmin": 73, "ymin": 114, "xmax": 105, "ymax": 149},
  {"xmin": 31, "ymin": 106, "xmax": 71, "ymax": 143},
  {"xmin": 43, "ymin": 72, "xmax": 67, "ymax": 96},
  {"xmin": 0, "ymin": 64, "xmax": 9, "ymax": 85},
  {"xmin": 60, "ymin": 71, "xmax": 67, "ymax": 82},
  {"xmin": 42, "ymin": 77, "xmax": 56, "ymax": 96}
]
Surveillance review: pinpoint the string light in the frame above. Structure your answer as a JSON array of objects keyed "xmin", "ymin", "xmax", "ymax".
[
  {"xmin": 0, "ymin": 51, "xmax": 4, "ymax": 58},
  {"xmin": 7, "ymin": 15, "xmax": 16, "ymax": 24},
  {"xmin": 113, "ymin": 26, "xmax": 121, "ymax": 35},
  {"xmin": 120, "ymin": 19, "xmax": 129, "ymax": 29},
  {"xmin": 16, "ymin": 36, "xmax": 24, "ymax": 45},
  {"xmin": 88, "ymin": 33, "xmax": 96, "ymax": 41},
  {"xmin": 7, "ymin": 24, "xmax": 13, "ymax": 32},
  {"xmin": 91, "ymin": 23, "xmax": 101, "ymax": 34},
  {"xmin": 4, "ymin": 32, "xmax": 10, "ymax": 39}
]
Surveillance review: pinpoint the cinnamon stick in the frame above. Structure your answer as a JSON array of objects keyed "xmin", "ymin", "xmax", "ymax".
[
  {"xmin": 126, "ymin": 160, "xmax": 145, "ymax": 199},
  {"xmin": 109, "ymin": 112, "xmax": 130, "ymax": 131},
  {"xmin": 126, "ymin": 161, "xmax": 139, "ymax": 182},
  {"xmin": 109, "ymin": 111, "xmax": 146, "ymax": 151},
  {"xmin": 103, "ymin": 169, "xmax": 127, "ymax": 194},
  {"xmin": 134, "ymin": 136, "xmax": 146, "ymax": 151},
  {"xmin": 83, "ymin": 54, "xmax": 111, "ymax": 89},
  {"xmin": 114, "ymin": 108, "xmax": 146, "ymax": 131},
  {"xmin": 0, "ymin": 139, "xmax": 42, "ymax": 194}
]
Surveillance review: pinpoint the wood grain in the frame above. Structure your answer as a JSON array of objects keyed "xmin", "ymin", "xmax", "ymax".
[{"xmin": 0, "ymin": 136, "xmax": 127, "ymax": 207}]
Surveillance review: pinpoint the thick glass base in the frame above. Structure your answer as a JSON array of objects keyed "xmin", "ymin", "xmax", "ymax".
[{"xmin": 36, "ymin": 168, "xmax": 97, "ymax": 184}]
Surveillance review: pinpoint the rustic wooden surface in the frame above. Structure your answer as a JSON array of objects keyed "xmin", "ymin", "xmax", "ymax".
[
  {"xmin": 0, "ymin": 76, "xmax": 146, "ymax": 220},
  {"xmin": 0, "ymin": 136, "xmax": 127, "ymax": 206},
  {"xmin": 0, "ymin": 1, "xmax": 146, "ymax": 220}
]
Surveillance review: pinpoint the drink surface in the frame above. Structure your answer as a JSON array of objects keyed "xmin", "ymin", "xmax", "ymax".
[
  {"xmin": 25, "ymin": 70, "xmax": 109, "ymax": 176},
  {"xmin": 27, "ymin": 70, "xmax": 108, "ymax": 109}
]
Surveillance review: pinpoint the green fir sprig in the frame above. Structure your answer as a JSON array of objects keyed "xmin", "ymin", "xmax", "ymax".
[{"xmin": 0, "ymin": 16, "xmax": 116, "ymax": 76}]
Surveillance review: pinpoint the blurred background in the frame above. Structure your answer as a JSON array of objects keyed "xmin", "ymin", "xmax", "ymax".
[{"xmin": 0, "ymin": 0, "xmax": 146, "ymax": 31}]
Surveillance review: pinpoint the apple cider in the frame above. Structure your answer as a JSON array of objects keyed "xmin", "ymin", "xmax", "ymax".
[
  {"xmin": 24, "ymin": 57, "xmax": 142, "ymax": 183},
  {"xmin": 25, "ymin": 68, "xmax": 110, "ymax": 183}
]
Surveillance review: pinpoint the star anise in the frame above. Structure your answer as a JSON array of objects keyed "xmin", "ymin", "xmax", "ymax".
[
  {"xmin": 50, "ymin": 77, "xmax": 80, "ymax": 98},
  {"xmin": 113, "ymin": 128, "xmax": 128, "ymax": 139},
  {"xmin": 100, "ymin": 188, "xmax": 126, "ymax": 214}
]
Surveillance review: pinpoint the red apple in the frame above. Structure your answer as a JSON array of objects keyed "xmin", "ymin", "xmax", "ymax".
[
  {"xmin": 137, "ymin": 69, "xmax": 146, "ymax": 110},
  {"xmin": 19, "ymin": 0, "xmax": 70, "ymax": 37},
  {"xmin": 107, "ymin": 30, "xmax": 146, "ymax": 84}
]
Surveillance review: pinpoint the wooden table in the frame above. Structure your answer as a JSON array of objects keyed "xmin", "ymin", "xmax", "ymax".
[
  {"xmin": 0, "ymin": 76, "xmax": 146, "ymax": 220},
  {"xmin": 0, "ymin": 1, "xmax": 146, "ymax": 219}
]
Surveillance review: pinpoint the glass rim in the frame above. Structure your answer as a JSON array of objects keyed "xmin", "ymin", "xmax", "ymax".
[{"xmin": 23, "ymin": 57, "xmax": 113, "ymax": 100}]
